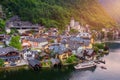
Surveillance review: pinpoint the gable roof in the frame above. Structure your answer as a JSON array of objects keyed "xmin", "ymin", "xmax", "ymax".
[
  {"xmin": 0, "ymin": 47, "xmax": 18, "ymax": 55},
  {"xmin": 49, "ymin": 43, "xmax": 68, "ymax": 54},
  {"xmin": 26, "ymin": 37, "xmax": 48, "ymax": 43}
]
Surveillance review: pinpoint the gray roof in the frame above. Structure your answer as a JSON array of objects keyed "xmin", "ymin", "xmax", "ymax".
[
  {"xmin": 48, "ymin": 36, "xmax": 57, "ymax": 39},
  {"xmin": 68, "ymin": 42, "xmax": 81, "ymax": 50},
  {"xmin": 49, "ymin": 43, "xmax": 68, "ymax": 54},
  {"xmin": 0, "ymin": 47, "xmax": 17, "ymax": 55},
  {"xmin": 6, "ymin": 16, "xmax": 41, "ymax": 29},
  {"xmin": 86, "ymin": 49, "xmax": 94, "ymax": 55},
  {"xmin": 50, "ymin": 58, "xmax": 60, "ymax": 65},
  {"xmin": 28, "ymin": 59, "xmax": 40, "ymax": 66},
  {"xmin": 0, "ymin": 34, "xmax": 5, "ymax": 37},
  {"xmin": 60, "ymin": 36, "xmax": 91, "ymax": 50},
  {"xmin": 29, "ymin": 51, "xmax": 38, "ymax": 54},
  {"xmin": 10, "ymin": 26, "xmax": 39, "ymax": 29},
  {"xmin": 69, "ymin": 36, "xmax": 84, "ymax": 43},
  {"xmin": 22, "ymin": 49, "xmax": 38, "ymax": 54},
  {"xmin": 39, "ymin": 52, "xmax": 48, "ymax": 57},
  {"xmin": 26, "ymin": 37, "xmax": 48, "ymax": 43}
]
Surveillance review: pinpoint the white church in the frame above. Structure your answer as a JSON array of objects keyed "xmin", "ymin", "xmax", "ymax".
[{"xmin": 68, "ymin": 18, "xmax": 90, "ymax": 33}]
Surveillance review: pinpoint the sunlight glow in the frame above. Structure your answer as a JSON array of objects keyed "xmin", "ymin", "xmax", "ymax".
[{"xmin": 99, "ymin": 0, "xmax": 120, "ymax": 22}]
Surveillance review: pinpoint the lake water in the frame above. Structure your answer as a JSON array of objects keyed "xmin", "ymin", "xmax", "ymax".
[{"xmin": 0, "ymin": 42, "xmax": 120, "ymax": 80}]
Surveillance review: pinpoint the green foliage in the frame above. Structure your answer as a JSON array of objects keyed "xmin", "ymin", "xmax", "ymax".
[
  {"xmin": 93, "ymin": 43, "xmax": 105, "ymax": 50},
  {"xmin": 9, "ymin": 28, "xmax": 19, "ymax": 35},
  {"xmin": 49, "ymin": 39, "xmax": 54, "ymax": 43},
  {"xmin": 41, "ymin": 60, "xmax": 52, "ymax": 67},
  {"xmin": 9, "ymin": 35, "xmax": 22, "ymax": 50},
  {"xmin": 93, "ymin": 46, "xmax": 99, "ymax": 53},
  {"xmin": 93, "ymin": 43, "xmax": 106, "ymax": 53},
  {"xmin": 0, "ymin": 18, "xmax": 6, "ymax": 34},
  {"xmin": 69, "ymin": 29, "xmax": 79, "ymax": 34},
  {"xmin": 66, "ymin": 55, "xmax": 78, "ymax": 63},
  {"xmin": 0, "ymin": 59, "xmax": 4, "ymax": 67},
  {"xmin": 0, "ymin": 0, "xmax": 116, "ymax": 30}
]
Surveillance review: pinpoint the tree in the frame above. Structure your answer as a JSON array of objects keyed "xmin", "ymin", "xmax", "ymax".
[
  {"xmin": 0, "ymin": 18, "xmax": 6, "ymax": 34},
  {"xmin": 0, "ymin": 59, "xmax": 4, "ymax": 67},
  {"xmin": 69, "ymin": 29, "xmax": 79, "ymax": 34},
  {"xmin": 9, "ymin": 36, "xmax": 22, "ymax": 50},
  {"xmin": 1, "ymin": 0, "xmax": 116, "ymax": 30}
]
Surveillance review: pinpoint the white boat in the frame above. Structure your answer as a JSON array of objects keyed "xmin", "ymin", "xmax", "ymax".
[{"xmin": 74, "ymin": 61, "xmax": 96, "ymax": 69}]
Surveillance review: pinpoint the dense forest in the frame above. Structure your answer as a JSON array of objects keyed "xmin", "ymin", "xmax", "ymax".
[{"xmin": 0, "ymin": 0, "xmax": 117, "ymax": 30}]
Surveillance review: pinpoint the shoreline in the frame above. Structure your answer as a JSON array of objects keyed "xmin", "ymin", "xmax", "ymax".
[{"xmin": 0, "ymin": 42, "xmax": 110, "ymax": 71}]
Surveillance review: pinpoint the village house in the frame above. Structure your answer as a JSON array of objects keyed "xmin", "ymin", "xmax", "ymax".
[
  {"xmin": 22, "ymin": 49, "xmax": 39, "ymax": 60},
  {"xmin": 22, "ymin": 37, "xmax": 48, "ymax": 49},
  {"xmin": 77, "ymin": 32, "xmax": 91, "ymax": 39},
  {"xmin": 0, "ymin": 41, "xmax": 4, "ymax": 48},
  {"xmin": 0, "ymin": 34, "xmax": 6, "ymax": 41},
  {"xmin": 67, "ymin": 37, "xmax": 84, "ymax": 54},
  {"xmin": 48, "ymin": 43, "xmax": 72, "ymax": 62},
  {"xmin": 0, "ymin": 34, "xmax": 12, "ymax": 46},
  {"xmin": 6, "ymin": 16, "xmax": 42, "ymax": 34},
  {"xmin": 61, "ymin": 35, "xmax": 93, "ymax": 55},
  {"xmin": 28, "ymin": 59, "xmax": 42, "ymax": 70},
  {"xmin": 0, "ymin": 47, "xmax": 21, "ymax": 65}
]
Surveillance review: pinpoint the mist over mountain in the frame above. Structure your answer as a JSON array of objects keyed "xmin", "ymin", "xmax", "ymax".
[{"xmin": 99, "ymin": 0, "xmax": 120, "ymax": 24}]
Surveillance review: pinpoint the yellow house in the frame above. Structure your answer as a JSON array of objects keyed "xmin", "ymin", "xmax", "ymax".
[
  {"xmin": 57, "ymin": 50, "xmax": 72, "ymax": 62},
  {"xmin": 84, "ymin": 38, "xmax": 94, "ymax": 49}
]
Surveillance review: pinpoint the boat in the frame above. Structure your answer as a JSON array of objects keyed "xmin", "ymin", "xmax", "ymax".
[
  {"xmin": 103, "ymin": 50, "xmax": 109, "ymax": 54},
  {"xmin": 74, "ymin": 61, "xmax": 96, "ymax": 69}
]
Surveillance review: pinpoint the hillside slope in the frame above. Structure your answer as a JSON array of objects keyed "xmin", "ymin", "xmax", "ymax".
[{"xmin": 0, "ymin": 0, "xmax": 116, "ymax": 30}]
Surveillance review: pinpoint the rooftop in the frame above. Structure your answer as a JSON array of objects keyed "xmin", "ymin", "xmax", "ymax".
[
  {"xmin": 25, "ymin": 37, "xmax": 48, "ymax": 43},
  {"xmin": 0, "ymin": 47, "xmax": 18, "ymax": 55},
  {"xmin": 6, "ymin": 16, "xmax": 42, "ymax": 29}
]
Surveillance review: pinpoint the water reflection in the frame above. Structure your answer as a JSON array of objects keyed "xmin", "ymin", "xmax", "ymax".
[
  {"xmin": 69, "ymin": 67, "xmax": 96, "ymax": 80},
  {"xmin": 69, "ymin": 42, "xmax": 120, "ymax": 80},
  {"xmin": 0, "ymin": 42, "xmax": 120, "ymax": 80}
]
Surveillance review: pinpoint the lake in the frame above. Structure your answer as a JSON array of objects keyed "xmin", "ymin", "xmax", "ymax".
[{"xmin": 0, "ymin": 42, "xmax": 120, "ymax": 80}]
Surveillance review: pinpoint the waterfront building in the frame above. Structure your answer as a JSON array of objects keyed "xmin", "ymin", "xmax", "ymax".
[
  {"xmin": 22, "ymin": 49, "xmax": 39, "ymax": 60},
  {"xmin": 0, "ymin": 47, "xmax": 21, "ymax": 64},
  {"xmin": 48, "ymin": 43, "xmax": 72, "ymax": 62}
]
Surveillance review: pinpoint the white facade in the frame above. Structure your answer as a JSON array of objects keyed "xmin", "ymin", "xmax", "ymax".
[
  {"xmin": 70, "ymin": 19, "xmax": 75, "ymax": 28},
  {"xmin": 23, "ymin": 51, "xmax": 35, "ymax": 60},
  {"xmin": 69, "ymin": 18, "xmax": 87, "ymax": 33},
  {"xmin": 77, "ymin": 32, "xmax": 91, "ymax": 38},
  {"xmin": 31, "ymin": 41, "xmax": 48, "ymax": 49}
]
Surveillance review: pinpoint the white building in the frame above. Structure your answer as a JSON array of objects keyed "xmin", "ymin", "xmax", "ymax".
[
  {"xmin": 70, "ymin": 18, "xmax": 75, "ymax": 28},
  {"xmin": 69, "ymin": 18, "xmax": 87, "ymax": 33},
  {"xmin": 23, "ymin": 50, "xmax": 38, "ymax": 60},
  {"xmin": 77, "ymin": 32, "xmax": 91, "ymax": 39}
]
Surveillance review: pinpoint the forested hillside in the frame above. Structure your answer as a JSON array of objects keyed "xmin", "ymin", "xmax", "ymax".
[{"xmin": 0, "ymin": 0, "xmax": 116, "ymax": 30}]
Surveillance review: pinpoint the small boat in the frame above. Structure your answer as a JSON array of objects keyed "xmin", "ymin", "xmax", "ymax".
[
  {"xmin": 100, "ymin": 66, "xmax": 107, "ymax": 70},
  {"xmin": 74, "ymin": 61, "xmax": 96, "ymax": 69},
  {"xmin": 103, "ymin": 50, "xmax": 109, "ymax": 54}
]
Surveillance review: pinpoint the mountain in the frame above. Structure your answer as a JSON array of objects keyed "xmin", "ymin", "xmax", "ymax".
[
  {"xmin": 0, "ymin": 0, "xmax": 116, "ymax": 30},
  {"xmin": 99, "ymin": 0, "xmax": 120, "ymax": 24}
]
